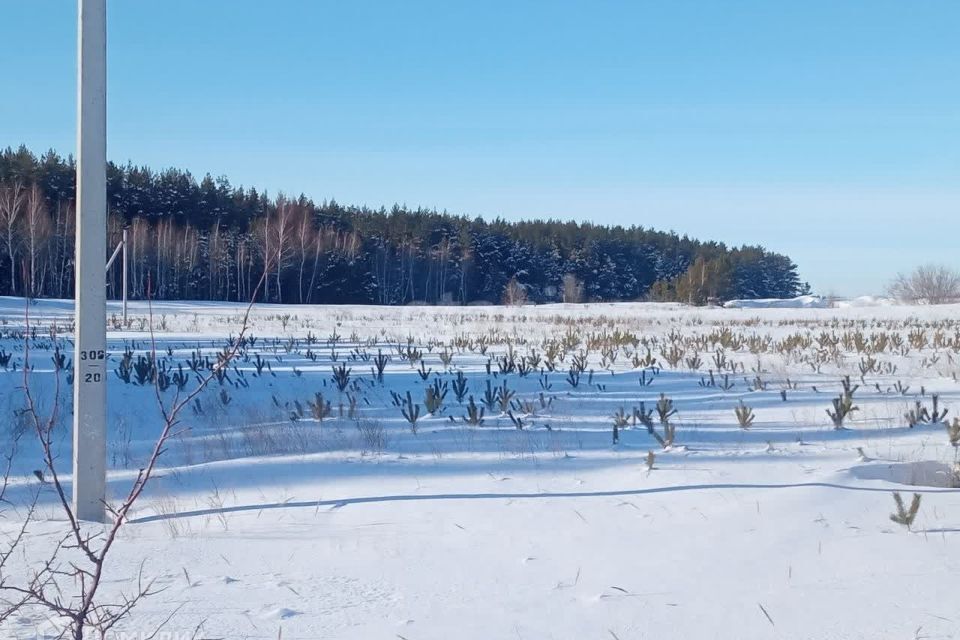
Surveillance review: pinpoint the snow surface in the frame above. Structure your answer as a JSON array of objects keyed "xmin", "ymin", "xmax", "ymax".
[
  {"xmin": 1, "ymin": 297, "xmax": 959, "ymax": 639},
  {"xmin": 723, "ymin": 295, "xmax": 900, "ymax": 310},
  {"xmin": 723, "ymin": 295, "xmax": 831, "ymax": 309},
  {"xmin": 834, "ymin": 295, "xmax": 898, "ymax": 308}
]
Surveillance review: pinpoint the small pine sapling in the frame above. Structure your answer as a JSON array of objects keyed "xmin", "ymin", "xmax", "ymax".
[
  {"xmin": 948, "ymin": 417, "xmax": 960, "ymax": 449},
  {"xmin": 699, "ymin": 370, "xmax": 716, "ymax": 388},
  {"xmin": 905, "ymin": 395, "xmax": 948, "ymax": 427},
  {"xmin": 570, "ymin": 351, "xmax": 589, "ymax": 374},
  {"xmin": 826, "ymin": 394, "xmax": 858, "ymax": 429},
  {"xmin": 734, "ymin": 400, "xmax": 755, "ymax": 429},
  {"xmin": 134, "ymin": 354, "xmax": 155, "ymax": 385},
  {"xmin": 156, "ymin": 364, "xmax": 171, "ymax": 392},
  {"xmin": 371, "ymin": 349, "xmax": 389, "ymax": 383},
  {"xmin": 929, "ymin": 394, "xmax": 949, "ymax": 424},
  {"xmin": 905, "ymin": 400, "xmax": 927, "ymax": 428},
  {"xmin": 452, "ymin": 371, "xmax": 469, "ymax": 402},
  {"xmin": 663, "ymin": 344, "xmax": 684, "ymax": 369},
  {"xmin": 612, "ymin": 407, "xmax": 631, "ymax": 428},
  {"xmin": 400, "ymin": 391, "xmax": 421, "ymax": 433},
  {"xmin": 712, "ymin": 349, "xmax": 728, "ymax": 372},
  {"xmin": 512, "ymin": 398, "xmax": 537, "ymax": 415},
  {"xmin": 538, "ymin": 392, "xmax": 553, "ymax": 411},
  {"xmin": 416, "ymin": 360, "xmax": 432, "ymax": 381},
  {"xmin": 463, "ymin": 396, "xmax": 485, "ymax": 426},
  {"xmin": 655, "ymin": 393, "xmax": 676, "ymax": 424},
  {"xmin": 309, "ymin": 391, "xmax": 332, "ymax": 422},
  {"xmin": 481, "ymin": 380, "xmax": 498, "ymax": 412},
  {"xmin": 115, "ymin": 350, "xmax": 133, "ymax": 384},
  {"xmin": 719, "ymin": 373, "xmax": 735, "ymax": 391},
  {"xmin": 612, "ymin": 407, "xmax": 631, "ymax": 444},
  {"xmin": 171, "ymin": 363, "xmax": 189, "ymax": 391},
  {"xmin": 495, "ymin": 380, "xmax": 516, "ymax": 414},
  {"xmin": 634, "ymin": 403, "xmax": 654, "ymax": 430},
  {"xmin": 635, "ymin": 347, "xmax": 658, "ymax": 369},
  {"xmin": 889, "ymin": 492, "xmax": 921, "ymax": 530},
  {"xmin": 638, "ymin": 369, "xmax": 655, "ymax": 387},
  {"xmin": 439, "ymin": 348, "xmax": 454, "ymax": 368},
  {"xmin": 840, "ymin": 375, "xmax": 859, "ymax": 401},
  {"xmin": 424, "ymin": 379, "xmax": 448, "ymax": 414},
  {"xmin": 538, "ymin": 372, "xmax": 552, "ymax": 391},
  {"xmin": 526, "ymin": 350, "xmax": 542, "ymax": 370},
  {"xmin": 639, "ymin": 395, "xmax": 678, "ymax": 449}
]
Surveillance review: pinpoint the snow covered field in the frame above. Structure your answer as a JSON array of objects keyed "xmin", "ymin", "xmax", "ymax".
[{"xmin": 2, "ymin": 297, "xmax": 959, "ymax": 639}]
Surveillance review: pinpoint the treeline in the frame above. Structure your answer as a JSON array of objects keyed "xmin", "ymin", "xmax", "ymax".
[{"xmin": 0, "ymin": 145, "xmax": 807, "ymax": 305}]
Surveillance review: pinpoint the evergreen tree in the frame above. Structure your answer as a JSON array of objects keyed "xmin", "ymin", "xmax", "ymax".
[{"xmin": 0, "ymin": 146, "xmax": 807, "ymax": 305}]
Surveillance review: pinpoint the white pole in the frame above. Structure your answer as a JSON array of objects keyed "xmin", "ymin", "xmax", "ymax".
[
  {"xmin": 122, "ymin": 227, "xmax": 128, "ymax": 324},
  {"xmin": 105, "ymin": 239, "xmax": 122, "ymax": 270},
  {"xmin": 74, "ymin": 0, "xmax": 107, "ymax": 523}
]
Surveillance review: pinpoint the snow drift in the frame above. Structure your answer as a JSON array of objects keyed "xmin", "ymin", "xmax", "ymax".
[{"xmin": 723, "ymin": 295, "xmax": 830, "ymax": 309}]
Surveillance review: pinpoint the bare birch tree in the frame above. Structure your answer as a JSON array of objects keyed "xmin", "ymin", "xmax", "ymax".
[
  {"xmin": 22, "ymin": 183, "xmax": 53, "ymax": 298},
  {"xmin": 0, "ymin": 181, "xmax": 25, "ymax": 295}
]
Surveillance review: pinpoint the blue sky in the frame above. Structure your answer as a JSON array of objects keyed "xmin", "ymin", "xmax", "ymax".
[{"xmin": 2, "ymin": 1, "xmax": 958, "ymax": 296}]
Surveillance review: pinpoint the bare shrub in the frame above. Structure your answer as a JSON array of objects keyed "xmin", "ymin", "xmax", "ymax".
[
  {"xmin": 562, "ymin": 273, "xmax": 583, "ymax": 303},
  {"xmin": 887, "ymin": 264, "xmax": 960, "ymax": 305},
  {"xmin": 154, "ymin": 495, "xmax": 190, "ymax": 539},
  {"xmin": 0, "ymin": 273, "xmax": 267, "ymax": 639},
  {"xmin": 356, "ymin": 419, "xmax": 387, "ymax": 454},
  {"xmin": 502, "ymin": 277, "xmax": 528, "ymax": 306}
]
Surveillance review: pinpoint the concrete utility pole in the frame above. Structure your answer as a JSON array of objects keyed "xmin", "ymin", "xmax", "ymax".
[
  {"xmin": 122, "ymin": 227, "xmax": 128, "ymax": 324},
  {"xmin": 74, "ymin": 0, "xmax": 108, "ymax": 523}
]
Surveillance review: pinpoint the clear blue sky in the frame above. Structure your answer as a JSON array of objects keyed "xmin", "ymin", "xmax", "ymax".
[{"xmin": 3, "ymin": 1, "xmax": 958, "ymax": 296}]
